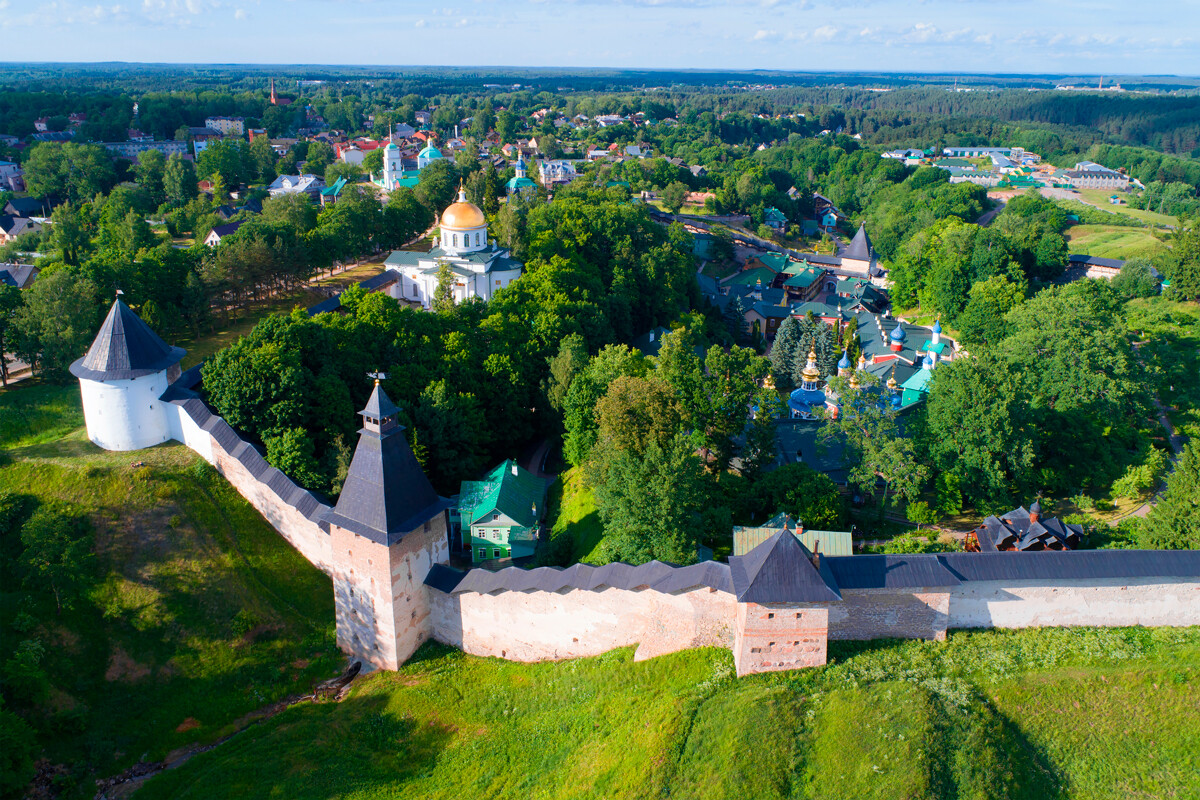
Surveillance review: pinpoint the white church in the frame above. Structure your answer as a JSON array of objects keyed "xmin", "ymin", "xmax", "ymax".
[{"xmin": 380, "ymin": 189, "xmax": 524, "ymax": 308}]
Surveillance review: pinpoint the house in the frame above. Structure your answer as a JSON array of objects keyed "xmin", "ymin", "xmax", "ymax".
[
  {"xmin": 971, "ymin": 502, "xmax": 1083, "ymax": 552},
  {"xmin": 415, "ymin": 110, "xmax": 433, "ymax": 127},
  {"xmin": 0, "ymin": 264, "xmax": 39, "ymax": 289},
  {"xmin": 267, "ymin": 174, "xmax": 324, "ymax": 198},
  {"xmin": 5, "ymin": 197, "xmax": 55, "ymax": 217},
  {"xmin": 320, "ymin": 177, "xmax": 348, "ymax": 206},
  {"xmin": 690, "ymin": 164, "xmax": 707, "ymax": 178},
  {"xmin": 126, "ymin": 129, "xmax": 153, "ymax": 143},
  {"xmin": 381, "ymin": 190, "xmax": 524, "ymax": 309},
  {"xmin": 458, "ymin": 459, "xmax": 546, "ymax": 563},
  {"xmin": 0, "ymin": 161, "xmax": 24, "ymax": 192},
  {"xmin": 538, "ymin": 159, "xmax": 577, "ymax": 187},
  {"xmin": 34, "ymin": 117, "xmax": 49, "ymax": 132},
  {"xmin": 625, "ymin": 144, "xmax": 647, "ymax": 158},
  {"xmin": 188, "ymin": 126, "xmax": 223, "ymax": 141},
  {"xmin": 763, "ymin": 207, "xmax": 787, "ymax": 231},
  {"xmin": 204, "ymin": 220, "xmax": 245, "ymax": 247},
  {"xmin": 393, "ymin": 122, "xmax": 417, "ymax": 138},
  {"xmin": 0, "ymin": 215, "xmax": 42, "ymax": 244}
]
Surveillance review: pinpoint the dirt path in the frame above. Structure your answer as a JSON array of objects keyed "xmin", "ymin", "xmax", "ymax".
[{"xmin": 975, "ymin": 199, "xmax": 1006, "ymax": 227}]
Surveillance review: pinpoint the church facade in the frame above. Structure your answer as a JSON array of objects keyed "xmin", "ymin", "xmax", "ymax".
[{"xmin": 381, "ymin": 189, "xmax": 524, "ymax": 308}]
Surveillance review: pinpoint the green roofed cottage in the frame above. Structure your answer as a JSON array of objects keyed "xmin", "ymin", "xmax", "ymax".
[{"xmin": 459, "ymin": 459, "xmax": 547, "ymax": 563}]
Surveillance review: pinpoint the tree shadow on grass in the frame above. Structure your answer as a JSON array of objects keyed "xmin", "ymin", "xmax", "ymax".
[{"xmin": 134, "ymin": 691, "xmax": 455, "ymax": 799}]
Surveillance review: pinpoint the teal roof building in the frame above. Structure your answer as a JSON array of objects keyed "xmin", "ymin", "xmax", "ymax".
[{"xmin": 458, "ymin": 459, "xmax": 547, "ymax": 563}]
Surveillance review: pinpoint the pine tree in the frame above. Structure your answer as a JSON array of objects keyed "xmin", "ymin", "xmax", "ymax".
[
  {"xmin": 769, "ymin": 316, "xmax": 800, "ymax": 392},
  {"xmin": 1139, "ymin": 441, "xmax": 1200, "ymax": 550}
]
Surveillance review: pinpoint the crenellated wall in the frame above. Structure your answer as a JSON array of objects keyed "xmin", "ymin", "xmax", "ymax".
[
  {"xmin": 949, "ymin": 579, "xmax": 1200, "ymax": 629},
  {"xmin": 430, "ymin": 585, "xmax": 735, "ymax": 663}
]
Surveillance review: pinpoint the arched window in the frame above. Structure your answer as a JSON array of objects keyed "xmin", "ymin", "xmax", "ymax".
[
  {"xmin": 412, "ymin": 284, "xmax": 417, "ymax": 297},
  {"xmin": 452, "ymin": 234, "xmax": 458, "ymax": 247},
  {"xmin": 475, "ymin": 232, "xmax": 480, "ymax": 246}
]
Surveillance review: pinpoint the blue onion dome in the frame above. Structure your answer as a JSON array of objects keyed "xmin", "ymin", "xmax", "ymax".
[
  {"xmin": 1030, "ymin": 499, "xmax": 1042, "ymax": 515},
  {"xmin": 932, "ymin": 318, "xmax": 942, "ymax": 334},
  {"xmin": 837, "ymin": 350, "xmax": 851, "ymax": 370},
  {"xmin": 889, "ymin": 324, "xmax": 907, "ymax": 342},
  {"xmin": 922, "ymin": 353, "xmax": 934, "ymax": 369}
]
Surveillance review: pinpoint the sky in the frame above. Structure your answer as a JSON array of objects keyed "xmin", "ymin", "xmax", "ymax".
[{"xmin": 1, "ymin": 0, "xmax": 1197, "ymax": 76}]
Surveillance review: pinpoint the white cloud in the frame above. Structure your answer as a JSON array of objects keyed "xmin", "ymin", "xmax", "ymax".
[
  {"xmin": 811, "ymin": 24, "xmax": 837, "ymax": 41},
  {"xmin": 234, "ymin": 6, "xmax": 246, "ymax": 17},
  {"xmin": 753, "ymin": 29, "xmax": 777, "ymax": 40}
]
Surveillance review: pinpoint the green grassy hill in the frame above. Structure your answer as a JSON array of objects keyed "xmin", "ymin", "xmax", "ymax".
[
  {"xmin": 1065, "ymin": 224, "xmax": 1170, "ymax": 261},
  {"xmin": 0, "ymin": 382, "xmax": 341, "ymax": 798},
  {"xmin": 135, "ymin": 627, "xmax": 1200, "ymax": 800}
]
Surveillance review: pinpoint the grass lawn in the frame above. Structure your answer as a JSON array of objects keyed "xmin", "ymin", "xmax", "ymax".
[
  {"xmin": 135, "ymin": 626, "xmax": 1200, "ymax": 800},
  {"xmin": 1076, "ymin": 188, "xmax": 1179, "ymax": 228},
  {"xmin": 1, "ymin": 379, "xmax": 341, "ymax": 798},
  {"xmin": 1065, "ymin": 224, "xmax": 1170, "ymax": 261},
  {"xmin": 543, "ymin": 466, "xmax": 606, "ymax": 564}
]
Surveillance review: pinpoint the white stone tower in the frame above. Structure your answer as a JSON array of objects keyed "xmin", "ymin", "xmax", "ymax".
[{"xmin": 69, "ymin": 298, "xmax": 186, "ymax": 452}]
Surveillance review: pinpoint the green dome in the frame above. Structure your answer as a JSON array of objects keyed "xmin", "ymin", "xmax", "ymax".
[{"xmin": 419, "ymin": 144, "xmax": 442, "ymax": 159}]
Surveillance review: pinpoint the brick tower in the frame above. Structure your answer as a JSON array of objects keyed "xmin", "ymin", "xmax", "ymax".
[
  {"xmin": 323, "ymin": 380, "xmax": 452, "ymax": 670},
  {"xmin": 729, "ymin": 531, "xmax": 841, "ymax": 676}
]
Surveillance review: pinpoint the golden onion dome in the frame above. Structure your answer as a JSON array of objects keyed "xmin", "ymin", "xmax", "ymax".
[
  {"xmin": 800, "ymin": 349, "xmax": 821, "ymax": 381},
  {"xmin": 440, "ymin": 189, "xmax": 486, "ymax": 230}
]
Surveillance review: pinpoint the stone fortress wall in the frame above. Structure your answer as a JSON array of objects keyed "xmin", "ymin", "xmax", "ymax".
[
  {"xmin": 155, "ymin": 370, "xmax": 1200, "ymax": 676},
  {"xmin": 162, "ymin": 367, "xmax": 336, "ymax": 575}
]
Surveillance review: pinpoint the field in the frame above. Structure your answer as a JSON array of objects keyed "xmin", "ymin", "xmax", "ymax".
[
  {"xmin": 135, "ymin": 627, "xmax": 1200, "ymax": 800},
  {"xmin": 1075, "ymin": 188, "xmax": 1179, "ymax": 228},
  {"xmin": 1065, "ymin": 224, "xmax": 1170, "ymax": 261},
  {"xmin": 0, "ymin": 380, "xmax": 342, "ymax": 798}
]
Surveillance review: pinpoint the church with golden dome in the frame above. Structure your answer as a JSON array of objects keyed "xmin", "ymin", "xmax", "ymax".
[{"xmin": 381, "ymin": 189, "xmax": 524, "ymax": 308}]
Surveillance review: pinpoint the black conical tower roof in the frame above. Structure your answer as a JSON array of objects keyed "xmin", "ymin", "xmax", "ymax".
[
  {"xmin": 729, "ymin": 530, "xmax": 841, "ymax": 603},
  {"xmin": 324, "ymin": 384, "xmax": 450, "ymax": 545},
  {"xmin": 69, "ymin": 299, "xmax": 186, "ymax": 381},
  {"xmin": 844, "ymin": 223, "xmax": 875, "ymax": 262}
]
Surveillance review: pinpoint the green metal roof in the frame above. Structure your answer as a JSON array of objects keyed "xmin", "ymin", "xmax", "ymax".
[
  {"xmin": 922, "ymin": 340, "xmax": 949, "ymax": 354},
  {"xmin": 783, "ymin": 268, "xmax": 822, "ymax": 289},
  {"xmin": 764, "ymin": 207, "xmax": 787, "ymax": 223},
  {"xmin": 725, "ymin": 267, "xmax": 777, "ymax": 286},
  {"xmin": 732, "ymin": 512, "xmax": 853, "ymax": 557},
  {"xmin": 901, "ymin": 368, "xmax": 932, "ymax": 393},
  {"xmin": 459, "ymin": 459, "xmax": 546, "ymax": 529},
  {"xmin": 320, "ymin": 176, "xmax": 347, "ymax": 197}
]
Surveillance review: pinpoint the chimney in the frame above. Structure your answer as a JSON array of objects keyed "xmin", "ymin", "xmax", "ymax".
[
  {"xmin": 811, "ymin": 539, "xmax": 820, "ymax": 570},
  {"xmin": 511, "ymin": 461, "xmax": 518, "ymax": 476}
]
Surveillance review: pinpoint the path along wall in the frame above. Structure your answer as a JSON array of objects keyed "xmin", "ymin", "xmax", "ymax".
[{"xmin": 161, "ymin": 370, "xmax": 335, "ymax": 575}]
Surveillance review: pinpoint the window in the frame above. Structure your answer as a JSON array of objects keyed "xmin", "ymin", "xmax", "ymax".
[
  {"xmin": 475, "ymin": 232, "xmax": 481, "ymax": 246},
  {"xmin": 767, "ymin": 613, "xmax": 774, "ymax": 619},
  {"xmin": 412, "ymin": 284, "xmax": 417, "ymax": 297},
  {"xmin": 493, "ymin": 549, "xmax": 502, "ymax": 559},
  {"xmin": 496, "ymin": 280, "xmax": 501, "ymax": 286},
  {"xmin": 492, "ymin": 513, "xmax": 500, "ymax": 521},
  {"xmin": 452, "ymin": 234, "xmax": 458, "ymax": 247},
  {"xmin": 477, "ymin": 548, "xmax": 486, "ymax": 560}
]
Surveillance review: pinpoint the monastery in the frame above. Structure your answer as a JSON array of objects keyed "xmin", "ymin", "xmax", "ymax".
[{"xmin": 67, "ymin": 300, "xmax": 1200, "ymax": 676}]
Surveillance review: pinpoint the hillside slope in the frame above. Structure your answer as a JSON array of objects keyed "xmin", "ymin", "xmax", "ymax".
[{"xmin": 136, "ymin": 627, "xmax": 1200, "ymax": 800}]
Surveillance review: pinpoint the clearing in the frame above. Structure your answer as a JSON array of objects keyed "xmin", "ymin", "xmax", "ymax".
[{"xmin": 1065, "ymin": 224, "xmax": 1170, "ymax": 261}]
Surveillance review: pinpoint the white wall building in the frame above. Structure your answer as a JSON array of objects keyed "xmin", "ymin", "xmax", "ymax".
[
  {"xmin": 69, "ymin": 299, "xmax": 186, "ymax": 452},
  {"xmin": 205, "ymin": 116, "xmax": 245, "ymax": 136},
  {"xmin": 381, "ymin": 190, "xmax": 523, "ymax": 308}
]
